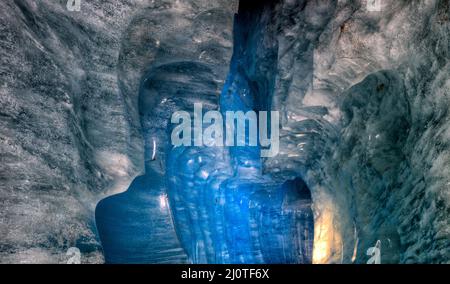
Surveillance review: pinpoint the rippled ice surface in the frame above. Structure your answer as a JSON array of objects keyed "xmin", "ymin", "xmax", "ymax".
[
  {"xmin": 96, "ymin": 1, "xmax": 314, "ymax": 264},
  {"xmin": 96, "ymin": 40, "xmax": 315, "ymax": 264},
  {"xmin": 165, "ymin": 57, "xmax": 314, "ymax": 263},
  {"xmin": 96, "ymin": 72, "xmax": 314, "ymax": 263}
]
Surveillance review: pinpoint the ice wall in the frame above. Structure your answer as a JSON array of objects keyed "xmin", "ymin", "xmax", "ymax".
[
  {"xmin": 1, "ymin": 0, "xmax": 449, "ymax": 264},
  {"xmin": 98, "ymin": 0, "xmax": 315, "ymax": 264},
  {"xmin": 0, "ymin": 0, "xmax": 236, "ymax": 263},
  {"xmin": 96, "ymin": 1, "xmax": 238, "ymax": 263},
  {"xmin": 260, "ymin": 0, "xmax": 450, "ymax": 263},
  {"xmin": 95, "ymin": 172, "xmax": 188, "ymax": 263},
  {"xmin": 165, "ymin": 0, "xmax": 314, "ymax": 264}
]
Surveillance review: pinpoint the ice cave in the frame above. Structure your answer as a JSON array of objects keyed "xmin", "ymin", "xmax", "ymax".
[{"xmin": 0, "ymin": 0, "xmax": 449, "ymax": 264}]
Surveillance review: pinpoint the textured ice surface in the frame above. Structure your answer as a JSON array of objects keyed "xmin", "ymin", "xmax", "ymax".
[
  {"xmin": 0, "ymin": 0, "xmax": 236, "ymax": 263},
  {"xmin": 160, "ymin": 1, "xmax": 314, "ymax": 263},
  {"xmin": 165, "ymin": 86, "xmax": 314, "ymax": 263},
  {"xmin": 262, "ymin": 0, "xmax": 450, "ymax": 263},
  {"xmin": 1, "ymin": 0, "xmax": 449, "ymax": 264},
  {"xmin": 95, "ymin": 172, "xmax": 188, "ymax": 263}
]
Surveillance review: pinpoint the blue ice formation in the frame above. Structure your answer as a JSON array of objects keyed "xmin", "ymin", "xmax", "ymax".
[
  {"xmin": 96, "ymin": 1, "xmax": 314, "ymax": 264},
  {"xmin": 165, "ymin": 2, "xmax": 314, "ymax": 264},
  {"xmin": 165, "ymin": 61, "xmax": 314, "ymax": 264},
  {"xmin": 95, "ymin": 171, "xmax": 189, "ymax": 263}
]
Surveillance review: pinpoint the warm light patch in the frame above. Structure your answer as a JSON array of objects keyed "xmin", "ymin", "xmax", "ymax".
[{"xmin": 312, "ymin": 201, "xmax": 343, "ymax": 264}]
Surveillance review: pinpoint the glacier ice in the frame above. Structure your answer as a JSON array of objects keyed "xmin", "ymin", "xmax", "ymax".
[
  {"xmin": 95, "ymin": 173, "xmax": 188, "ymax": 263},
  {"xmin": 1, "ymin": 0, "xmax": 449, "ymax": 264},
  {"xmin": 97, "ymin": 0, "xmax": 314, "ymax": 263},
  {"xmin": 164, "ymin": 0, "xmax": 314, "ymax": 263}
]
